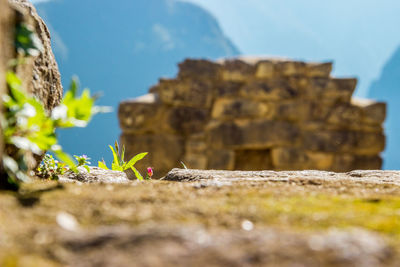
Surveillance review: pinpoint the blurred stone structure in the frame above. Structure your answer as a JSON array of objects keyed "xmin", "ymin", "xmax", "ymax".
[{"xmin": 119, "ymin": 57, "xmax": 386, "ymax": 177}]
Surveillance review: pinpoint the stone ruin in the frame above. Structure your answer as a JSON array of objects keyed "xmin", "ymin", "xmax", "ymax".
[{"xmin": 118, "ymin": 57, "xmax": 386, "ymax": 178}]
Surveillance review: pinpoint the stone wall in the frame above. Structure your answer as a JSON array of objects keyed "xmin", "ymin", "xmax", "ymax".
[{"xmin": 119, "ymin": 57, "xmax": 386, "ymax": 177}]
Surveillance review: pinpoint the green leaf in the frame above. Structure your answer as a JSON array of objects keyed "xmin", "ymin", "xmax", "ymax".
[
  {"xmin": 114, "ymin": 140, "xmax": 122, "ymax": 165},
  {"xmin": 131, "ymin": 167, "xmax": 144, "ymax": 181},
  {"xmin": 125, "ymin": 152, "xmax": 148, "ymax": 170},
  {"xmin": 54, "ymin": 150, "xmax": 77, "ymax": 173},
  {"xmin": 15, "ymin": 23, "xmax": 44, "ymax": 57},
  {"xmin": 109, "ymin": 145, "xmax": 120, "ymax": 167},
  {"xmin": 181, "ymin": 161, "xmax": 188, "ymax": 169},
  {"xmin": 111, "ymin": 162, "xmax": 123, "ymax": 172},
  {"xmin": 83, "ymin": 165, "xmax": 90, "ymax": 173},
  {"xmin": 6, "ymin": 71, "xmax": 22, "ymax": 90},
  {"xmin": 121, "ymin": 145, "xmax": 125, "ymax": 165},
  {"xmin": 98, "ymin": 161, "xmax": 109, "ymax": 170},
  {"xmin": 10, "ymin": 136, "xmax": 42, "ymax": 155},
  {"xmin": 69, "ymin": 76, "xmax": 79, "ymax": 98}
]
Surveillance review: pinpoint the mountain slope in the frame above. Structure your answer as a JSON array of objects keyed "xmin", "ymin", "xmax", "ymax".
[
  {"xmin": 368, "ymin": 46, "xmax": 400, "ymax": 169},
  {"xmin": 34, "ymin": 0, "xmax": 240, "ymax": 162}
]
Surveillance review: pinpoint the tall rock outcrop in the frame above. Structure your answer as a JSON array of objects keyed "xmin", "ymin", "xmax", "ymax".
[
  {"xmin": 0, "ymin": 0, "xmax": 14, "ymax": 163},
  {"xmin": 0, "ymin": 0, "xmax": 63, "ymax": 176},
  {"xmin": 119, "ymin": 58, "xmax": 386, "ymax": 177},
  {"xmin": 9, "ymin": 0, "xmax": 63, "ymax": 111}
]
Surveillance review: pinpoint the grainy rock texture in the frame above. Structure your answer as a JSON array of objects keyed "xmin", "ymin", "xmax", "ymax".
[
  {"xmin": 59, "ymin": 167, "xmax": 130, "ymax": 184},
  {"xmin": 119, "ymin": 58, "xmax": 386, "ymax": 177},
  {"xmin": 9, "ymin": 0, "xmax": 63, "ymax": 111},
  {"xmin": 0, "ymin": 0, "xmax": 63, "ymax": 172},
  {"xmin": 0, "ymin": 0, "xmax": 13, "ymax": 93},
  {"xmin": 0, "ymin": 0, "xmax": 14, "ymax": 162},
  {"xmin": 2, "ymin": 169, "xmax": 400, "ymax": 266},
  {"xmin": 164, "ymin": 168, "xmax": 400, "ymax": 185},
  {"xmin": 49, "ymin": 227, "xmax": 393, "ymax": 267}
]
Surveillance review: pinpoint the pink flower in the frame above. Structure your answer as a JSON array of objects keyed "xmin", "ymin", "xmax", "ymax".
[{"xmin": 147, "ymin": 167, "xmax": 153, "ymax": 178}]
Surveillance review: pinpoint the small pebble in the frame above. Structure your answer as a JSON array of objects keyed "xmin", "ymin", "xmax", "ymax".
[
  {"xmin": 241, "ymin": 220, "xmax": 254, "ymax": 231},
  {"xmin": 56, "ymin": 211, "xmax": 79, "ymax": 232}
]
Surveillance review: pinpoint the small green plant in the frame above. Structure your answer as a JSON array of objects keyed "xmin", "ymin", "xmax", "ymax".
[
  {"xmin": 74, "ymin": 155, "xmax": 91, "ymax": 173},
  {"xmin": 98, "ymin": 141, "xmax": 147, "ymax": 180},
  {"xmin": 15, "ymin": 23, "xmax": 44, "ymax": 57},
  {"xmin": 36, "ymin": 154, "xmax": 91, "ymax": 180},
  {"xmin": 2, "ymin": 73, "xmax": 109, "ymax": 188},
  {"xmin": 181, "ymin": 161, "xmax": 188, "ymax": 169},
  {"xmin": 36, "ymin": 154, "xmax": 67, "ymax": 180}
]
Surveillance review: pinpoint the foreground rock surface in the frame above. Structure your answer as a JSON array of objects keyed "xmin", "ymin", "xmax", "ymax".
[
  {"xmin": 1, "ymin": 169, "xmax": 400, "ymax": 266},
  {"xmin": 165, "ymin": 168, "xmax": 400, "ymax": 185}
]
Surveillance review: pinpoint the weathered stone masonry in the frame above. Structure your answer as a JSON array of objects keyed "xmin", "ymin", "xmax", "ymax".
[{"xmin": 119, "ymin": 57, "xmax": 386, "ymax": 177}]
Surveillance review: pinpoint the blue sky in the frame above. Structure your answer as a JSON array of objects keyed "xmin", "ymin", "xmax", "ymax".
[
  {"xmin": 32, "ymin": 0, "xmax": 400, "ymax": 97},
  {"xmin": 183, "ymin": 0, "xmax": 400, "ymax": 97}
]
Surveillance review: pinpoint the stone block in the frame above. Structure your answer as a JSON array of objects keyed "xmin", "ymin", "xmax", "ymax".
[
  {"xmin": 255, "ymin": 60, "xmax": 276, "ymax": 79},
  {"xmin": 234, "ymin": 149, "xmax": 273, "ymax": 170},
  {"xmin": 256, "ymin": 59, "xmax": 307, "ymax": 77},
  {"xmin": 163, "ymin": 106, "xmax": 209, "ymax": 136},
  {"xmin": 326, "ymin": 103, "xmax": 364, "ymax": 126},
  {"xmin": 120, "ymin": 134, "xmax": 184, "ymax": 178},
  {"xmin": 301, "ymin": 121, "xmax": 382, "ymax": 134},
  {"xmin": 151, "ymin": 78, "xmax": 214, "ymax": 108},
  {"xmin": 221, "ymin": 59, "xmax": 256, "ymax": 82},
  {"xmin": 185, "ymin": 134, "xmax": 207, "ymax": 154},
  {"xmin": 302, "ymin": 130, "xmax": 385, "ymax": 155},
  {"xmin": 305, "ymin": 77, "xmax": 357, "ymax": 102},
  {"xmin": 307, "ymin": 101, "xmax": 338, "ymax": 121},
  {"xmin": 207, "ymin": 149, "xmax": 235, "ymax": 170},
  {"xmin": 275, "ymin": 61, "xmax": 306, "ymax": 76},
  {"xmin": 207, "ymin": 119, "xmax": 300, "ymax": 149},
  {"xmin": 304, "ymin": 62, "xmax": 333, "ymax": 77},
  {"xmin": 118, "ymin": 94, "xmax": 164, "ymax": 134},
  {"xmin": 183, "ymin": 153, "xmax": 208, "ymax": 169},
  {"xmin": 325, "ymin": 99, "xmax": 386, "ymax": 130},
  {"xmin": 331, "ymin": 154, "xmax": 382, "ymax": 172},
  {"xmin": 241, "ymin": 80, "xmax": 299, "ymax": 101},
  {"xmin": 178, "ymin": 59, "xmax": 221, "ymax": 80},
  {"xmin": 274, "ymin": 101, "xmax": 311, "ymax": 121},
  {"xmin": 214, "ymin": 81, "xmax": 243, "ymax": 98},
  {"xmin": 352, "ymin": 98, "xmax": 386, "ymax": 125},
  {"xmin": 211, "ymin": 98, "xmax": 273, "ymax": 120},
  {"xmin": 271, "ymin": 148, "xmax": 334, "ymax": 170}
]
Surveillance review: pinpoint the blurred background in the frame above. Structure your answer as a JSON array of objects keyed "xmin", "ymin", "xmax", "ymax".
[{"xmin": 32, "ymin": 0, "xmax": 400, "ymax": 169}]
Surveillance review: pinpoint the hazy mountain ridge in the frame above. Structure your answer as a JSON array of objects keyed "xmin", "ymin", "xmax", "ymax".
[
  {"xmin": 184, "ymin": 0, "xmax": 400, "ymax": 98},
  {"xmin": 368, "ymin": 46, "xmax": 400, "ymax": 169},
  {"xmin": 34, "ymin": 0, "xmax": 240, "ymax": 162}
]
